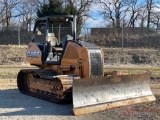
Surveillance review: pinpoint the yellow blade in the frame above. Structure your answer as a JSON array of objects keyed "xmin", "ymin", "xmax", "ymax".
[{"xmin": 73, "ymin": 73, "xmax": 156, "ymax": 115}]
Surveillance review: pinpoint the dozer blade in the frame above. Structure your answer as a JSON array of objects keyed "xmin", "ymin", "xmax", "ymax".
[{"xmin": 73, "ymin": 73, "xmax": 156, "ymax": 115}]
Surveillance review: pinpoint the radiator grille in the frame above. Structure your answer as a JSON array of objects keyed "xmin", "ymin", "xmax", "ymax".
[{"xmin": 89, "ymin": 49, "xmax": 103, "ymax": 77}]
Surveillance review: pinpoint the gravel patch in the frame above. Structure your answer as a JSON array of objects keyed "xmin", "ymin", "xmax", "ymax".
[{"xmin": 0, "ymin": 79, "xmax": 159, "ymax": 120}]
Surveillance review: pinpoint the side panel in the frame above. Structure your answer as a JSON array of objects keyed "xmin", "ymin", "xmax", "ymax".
[
  {"xmin": 26, "ymin": 42, "xmax": 42, "ymax": 65},
  {"xmin": 61, "ymin": 41, "xmax": 90, "ymax": 78},
  {"xmin": 61, "ymin": 41, "xmax": 104, "ymax": 78}
]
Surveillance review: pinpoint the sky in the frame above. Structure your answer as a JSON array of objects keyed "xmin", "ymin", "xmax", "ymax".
[
  {"xmin": 84, "ymin": 0, "xmax": 160, "ymax": 28},
  {"xmin": 84, "ymin": 3, "xmax": 104, "ymax": 28}
]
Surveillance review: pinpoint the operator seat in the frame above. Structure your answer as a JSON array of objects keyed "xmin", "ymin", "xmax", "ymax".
[
  {"xmin": 47, "ymin": 32, "xmax": 63, "ymax": 52},
  {"xmin": 48, "ymin": 33, "xmax": 58, "ymax": 46}
]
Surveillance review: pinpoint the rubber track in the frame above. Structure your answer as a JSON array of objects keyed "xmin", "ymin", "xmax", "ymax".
[{"xmin": 17, "ymin": 69, "xmax": 72, "ymax": 103}]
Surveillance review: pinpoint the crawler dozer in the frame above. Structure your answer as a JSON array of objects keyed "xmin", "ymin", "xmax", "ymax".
[{"xmin": 17, "ymin": 15, "xmax": 155, "ymax": 115}]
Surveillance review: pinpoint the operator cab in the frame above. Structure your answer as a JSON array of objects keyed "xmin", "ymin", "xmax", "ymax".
[{"xmin": 32, "ymin": 15, "xmax": 76, "ymax": 64}]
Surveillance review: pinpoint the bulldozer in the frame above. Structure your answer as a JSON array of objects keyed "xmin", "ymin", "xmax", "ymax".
[{"xmin": 17, "ymin": 15, "xmax": 155, "ymax": 115}]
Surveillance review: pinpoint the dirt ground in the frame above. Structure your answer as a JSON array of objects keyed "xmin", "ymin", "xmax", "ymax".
[
  {"xmin": 0, "ymin": 67, "xmax": 159, "ymax": 120},
  {"xmin": 1, "ymin": 45, "xmax": 160, "ymax": 66}
]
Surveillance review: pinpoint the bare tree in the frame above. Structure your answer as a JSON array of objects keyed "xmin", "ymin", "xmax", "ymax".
[
  {"xmin": 145, "ymin": 0, "xmax": 160, "ymax": 30},
  {"xmin": 137, "ymin": 7, "xmax": 148, "ymax": 28},
  {"xmin": 66, "ymin": 0, "xmax": 95, "ymax": 33},
  {"xmin": 125, "ymin": 0, "xmax": 142, "ymax": 28},
  {"xmin": 146, "ymin": 0, "xmax": 153, "ymax": 30},
  {"xmin": 98, "ymin": 0, "xmax": 129, "ymax": 29},
  {"xmin": 33, "ymin": 0, "xmax": 48, "ymax": 7},
  {"xmin": 151, "ymin": 11, "xmax": 160, "ymax": 31},
  {"xmin": 15, "ymin": 0, "xmax": 49, "ymax": 30},
  {"xmin": 0, "ymin": 0, "xmax": 20, "ymax": 29},
  {"xmin": 17, "ymin": 0, "xmax": 38, "ymax": 30},
  {"xmin": 0, "ymin": 3, "xmax": 5, "ymax": 26}
]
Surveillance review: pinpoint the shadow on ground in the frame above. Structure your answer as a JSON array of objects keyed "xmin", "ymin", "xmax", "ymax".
[{"xmin": 0, "ymin": 89, "xmax": 73, "ymax": 116}]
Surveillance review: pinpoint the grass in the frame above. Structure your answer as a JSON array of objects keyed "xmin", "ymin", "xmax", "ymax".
[
  {"xmin": 0, "ymin": 65, "xmax": 160, "ymax": 78},
  {"xmin": 0, "ymin": 66, "xmax": 36, "ymax": 78},
  {"xmin": 0, "ymin": 68, "xmax": 20, "ymax": 78},
  {"xmin": 104, "ymin": 66, "xmax": 160, "ymax": 78}
]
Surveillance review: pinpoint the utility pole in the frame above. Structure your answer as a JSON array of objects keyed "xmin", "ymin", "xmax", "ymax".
[
  {"xmin": 122, "ymin": 17, "xmax": 124, "ymax": 50},
  {"xmin": 18, "ymin": 25, "xmax": 20, "ymax": 47}
]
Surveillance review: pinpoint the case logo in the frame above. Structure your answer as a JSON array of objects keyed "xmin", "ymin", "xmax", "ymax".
[{"xmin": 27, "ymin": 51, "xmax": 40, "ymax": 58}]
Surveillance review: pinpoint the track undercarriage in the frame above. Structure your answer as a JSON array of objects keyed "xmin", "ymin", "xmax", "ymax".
[{"xmin": 17, "ymin": 69, "xmax": 75, "ymax": 103}]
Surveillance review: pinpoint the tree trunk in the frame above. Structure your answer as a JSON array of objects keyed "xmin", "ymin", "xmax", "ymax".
[{"xmin": 147, "ymin": 0, "xmax": 153, "ymax": 31}]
